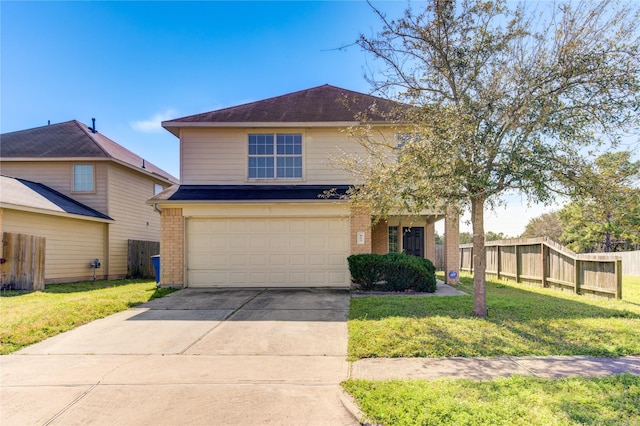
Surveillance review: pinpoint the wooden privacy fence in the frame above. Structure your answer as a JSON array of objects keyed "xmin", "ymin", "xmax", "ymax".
[
  {"xmin": 1, "ymin": 232, "xmax": 46, "ymax": 290},
  {"xmin": 460, "ymin": 237, "xmax": 622, "ymax": 299},
  {"xmin": 435, "ymin": 244, "xmax": 445, "ymax": 271},
  {"xmin": 595, "ymin": 250, "xmax": 640, "ymax": 276},
  {"xmin": 127, "ymin": 240, "xmax": 160, "ymax": 279}
]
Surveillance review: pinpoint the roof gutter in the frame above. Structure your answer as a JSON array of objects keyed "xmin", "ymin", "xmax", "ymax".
[{"xmin": 161, "ymin": 120, "xmax": 394, "ymax": 136}]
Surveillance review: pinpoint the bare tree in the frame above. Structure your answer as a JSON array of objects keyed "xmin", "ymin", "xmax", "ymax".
[{"xmin": 338, "ymin": 0, "xmax": 640, "ymax": 317}]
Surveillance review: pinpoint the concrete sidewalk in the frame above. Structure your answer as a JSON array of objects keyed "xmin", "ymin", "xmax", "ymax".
[
  {"xmin": 351, "ymin": 355, "xmax": 640, "ymax": 381},
  {"xmin": 351, "ymin": 280, "xmax": 467, "ymax": 297}
]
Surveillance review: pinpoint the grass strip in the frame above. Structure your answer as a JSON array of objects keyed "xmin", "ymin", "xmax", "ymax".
[
  {"xmin": 0, "ymin": 279, "xmax": 177, "ymax": 354},
  {"xmin": 349, "ymin": 274, "xmax": 640, "ymax": 359},
  {"xmin": 344, "ymin": 374, "xmax": 640, "ymax": 426}
]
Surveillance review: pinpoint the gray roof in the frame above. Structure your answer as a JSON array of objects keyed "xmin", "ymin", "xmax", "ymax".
[
  {"xmin": 163, "ymin": 85, "xmax": 404, "ymax": 126},
  {"xmin": 1, "ymin": 120, "xmax": 178, "ymax": 184},
  {"xmin": 148, "ymin": 185, "xmax": 350, "ymax": 203},
  {"xmin": 0, "ymin": 175, "xmax": 113, "ymax": 221}
]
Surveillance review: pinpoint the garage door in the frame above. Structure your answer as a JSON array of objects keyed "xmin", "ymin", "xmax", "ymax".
[{"xmin": 186, "ymin": 217, "xmax": 350, "ymax": 287}]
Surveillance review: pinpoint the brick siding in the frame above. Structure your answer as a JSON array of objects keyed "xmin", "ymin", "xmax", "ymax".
[
  {"xmin": 371, "ymin": 221, "xmax": 388, "ymax": 254},
  {"xmin": 160, "ymin": 207, "xmax": 184, "ymax": 286},
  {"xmin": 350, "ymin": 207, "xmax": 371, "ymax": 255}
]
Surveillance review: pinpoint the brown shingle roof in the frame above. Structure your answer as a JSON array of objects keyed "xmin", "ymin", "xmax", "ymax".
[
  {"xmin": 163, "ymin": 84, "xmax": 403, "ymax": 126},
  {"xmin": 0, "ymin": 175, "xmax": 113, "ymax": 221},
  {"xmin": 1, "ymin": 120, "xmax": 178, "ymax": 183}
]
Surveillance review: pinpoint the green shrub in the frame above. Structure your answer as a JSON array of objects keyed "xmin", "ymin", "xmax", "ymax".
[
  {"xmin": 347, "ymin": 253, "xmax": 437, "ymax": 293},
  {"xmin": 382, "ymin": 253, "xmax": 436, "ymax": 293},
  {"xmin": 347, "ymin": 254, "xmax": 384, "ymax": 290},
  {"xmin": 418, "ymin": 257, "xmax": 436, "ymax": 275}
]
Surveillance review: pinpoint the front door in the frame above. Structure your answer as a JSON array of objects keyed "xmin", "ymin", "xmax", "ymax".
[{"xmin": 402, "ymin": 227, "xmax": 424, "ymax": 258}]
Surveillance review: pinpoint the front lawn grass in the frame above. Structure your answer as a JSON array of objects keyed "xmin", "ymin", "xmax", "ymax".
[
  {"xmin": 343, "ymin": 373, "xmax": 640, "ymax": 426},
  {"xmin": 0, "ymin": 279, "xmax": 177, "ymax": 354},
  {"xmin": 349, "ymin": 273, "xmax": 640, "ymax": 359}
]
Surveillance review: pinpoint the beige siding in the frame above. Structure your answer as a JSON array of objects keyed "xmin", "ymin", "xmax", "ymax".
[
  {"xmin": 1, "ymin": 161, "xmax": 109, "ymax": 214},
  {"xmin": 107, "ymin": 163, "xmax": 163, "ymax": 277},
  {"xmin": 180, "ymin": 127, "xmax": 370, "ymax": 185},
  {"xmin": 305, "ymin": 128, "xmax": 365, "ymax": 184},
  {"xmin": 181, "ymin": 128, "xmax": 246, "ymax": 184},
  {"xmin": 1, "ymin": 209, "xmax": 107, "ymax": 283}
]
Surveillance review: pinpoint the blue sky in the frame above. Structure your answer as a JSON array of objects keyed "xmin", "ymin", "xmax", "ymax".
[{"xmin": 1, "ymin": 1, "xmax": 558, "ymax": 236}]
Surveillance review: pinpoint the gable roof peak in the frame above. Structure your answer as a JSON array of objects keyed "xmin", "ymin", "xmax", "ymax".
[
  {"xmin": 162, "ymin": 84, "xmax": 401, "ymax": 129},
  {"xmin": 1, "ymin": 120, "xmax": 178, "ymax": 184}
]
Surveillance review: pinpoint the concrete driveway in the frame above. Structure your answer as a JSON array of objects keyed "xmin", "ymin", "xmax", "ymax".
[{"xmin": 1, "ymin": 288, "xmax": 357, "ymax": 425}]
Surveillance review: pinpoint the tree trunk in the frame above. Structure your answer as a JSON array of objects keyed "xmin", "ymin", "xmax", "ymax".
[
  {"xmin": 471, "ymin": 195, "xmax": 487, "ymax": 318},
  {"xmin": 604, "ymin": 231, "xmax": 611, "ymax": 253}
]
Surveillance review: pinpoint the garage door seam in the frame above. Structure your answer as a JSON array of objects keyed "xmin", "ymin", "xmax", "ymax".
[{"xmin": 178, "ymin": 289, "xmax": 267, "ymax": 355}]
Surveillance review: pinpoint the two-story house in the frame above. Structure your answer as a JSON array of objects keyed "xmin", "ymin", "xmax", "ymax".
[
  {"xmin": 0, "ymin": 120, "xmax": 178, "ymax": 284},
  {"xmin": 150, "ymin": 85, "xmax": 459, "ymax": 288}
]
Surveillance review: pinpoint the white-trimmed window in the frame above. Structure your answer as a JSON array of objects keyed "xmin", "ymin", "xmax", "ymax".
[
  {"xmin": 388, "ymin": 226, "xmax": 399, "ymax": 252},
  {"xmin": 248, "ymin": 133, "xmax": 302, "ymax": 179},
  {"xmin": 154, "ymin": 183, "xmax": 164, "ymax": 195},
  {"xmin": 73, "ymin": 164, "xmax": 94, "ymax": 192}
]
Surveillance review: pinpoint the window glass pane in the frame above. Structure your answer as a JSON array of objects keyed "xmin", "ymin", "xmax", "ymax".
[
  {"xmin": 249, "ymin": 134, "xmax": 273, "ymax": 155},
  {"xmin": 249, "ymin": 157, "xmax": 274, "ymax": 178},
  {"xmin": 388, "ymin": 226, "xmax": 399, "ymax": 252},
  {"xmin": 276, "ymin": 133, "xmax": 301, "ymax": 155},
  {"xmin": 275, "ymin": 134, "xmax": 302, "ymax": 178},
  {"xmin": 293, "ymin": 134, "xmax": 302, "ymax": 154},
  {"xmin": 73, "ymin": 164, "xmax": 94, "ymax": 191},
  {"xmin": 154, "ymin": 183, "xmax": 164, "ymax": 195},
  {"xmin": 276, "ymin": 157, "xmax": 302, "ymax": 178}
]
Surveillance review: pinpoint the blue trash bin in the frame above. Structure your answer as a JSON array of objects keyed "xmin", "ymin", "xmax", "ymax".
[{"xmin": 151, "ymin": 255, "xmax": 160, "ymax": 285}]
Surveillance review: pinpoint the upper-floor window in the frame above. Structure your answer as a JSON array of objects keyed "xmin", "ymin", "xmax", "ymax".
[
  {"xmin": 248, "ymin": 133, "xmax": 302, "ymax": 179},
  {"xmin": 154, "ymin": 183, "xmax": 164, "ymax": 195},
  {"xmin": 73, "ymin": 164, "xmax": 94, "ymax": 192}
]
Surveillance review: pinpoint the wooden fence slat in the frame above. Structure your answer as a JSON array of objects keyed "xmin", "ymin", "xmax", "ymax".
[
  {"xmin": 459, "ymin": 237, "xmax": 622, "ymax": 299},
  {"xmin": 1, "ymin": 232, "xmax": 45, "ymax": 290},
  {"xmin": 127, "ymin": 240, "xmax": 160, "ymax": 279}
]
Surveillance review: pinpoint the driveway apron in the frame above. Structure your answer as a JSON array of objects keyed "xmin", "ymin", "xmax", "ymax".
[{"xmin": 1, "ymin": 288, "xmax": 356, "ymax": 425}]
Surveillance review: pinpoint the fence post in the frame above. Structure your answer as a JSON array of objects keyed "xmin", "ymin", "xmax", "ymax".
[
  {"xmin": 615, "ymin": 259, "xmax": 622, "ymax": 300},
  {"xmin": 541, "ymin": 242, "xmax": 547, "ymax": 288},
  {"xmin": 496, "ymin": 246, "xmax": 502, "ymax": 279},
  {"xmin": 574, "ymin": 258, "xmax": 581, "ymax": 294},
  {"xmin": 515, "ymin": 244, "xmax": 520, "ymax": 283}
]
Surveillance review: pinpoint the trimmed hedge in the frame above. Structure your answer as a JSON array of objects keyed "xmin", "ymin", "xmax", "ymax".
[
  {"xmin": 347, "ymin": 253, "xmax": 384, "ymax": 291},
  {"xmin": 347, "ymin": 252, "xmax": 437, "ymax": 293}
]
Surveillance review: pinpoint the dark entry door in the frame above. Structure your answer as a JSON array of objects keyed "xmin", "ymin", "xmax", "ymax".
[{"xmin": 402, "ymin": 227, "xmax": 424, "ymax": 258}]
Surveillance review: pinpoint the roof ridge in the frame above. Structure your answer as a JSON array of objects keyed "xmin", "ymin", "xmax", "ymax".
[
  {"xmin": 0, "ymin": 119, "xmax": 78, "ymax": 136},
  {"xmin": 164, "ymin": 84, "xmax": 382, "ymax": 123},
  {"xmin": 73, "ymin": 120, "xmax": 112, "ymax": 158}
]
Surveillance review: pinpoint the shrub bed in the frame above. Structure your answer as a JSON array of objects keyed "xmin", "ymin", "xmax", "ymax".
[{"xmin": 348, "ymin": 252, "xmax": 437, "ymax": 293}]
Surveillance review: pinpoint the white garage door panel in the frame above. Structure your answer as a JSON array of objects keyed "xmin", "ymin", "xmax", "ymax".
[{"xmin": 187, "ymin": 217, "xmax": 350, "ymax": 288}]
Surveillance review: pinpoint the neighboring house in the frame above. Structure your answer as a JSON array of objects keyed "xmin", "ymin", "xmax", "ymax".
[
  {"xmin": 0, "ymin": 120, "xmax": 178, "ymax": 283},
  {"xmin": 150, "ymin": 85, "xmax": 459, "ymax": 288}
]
